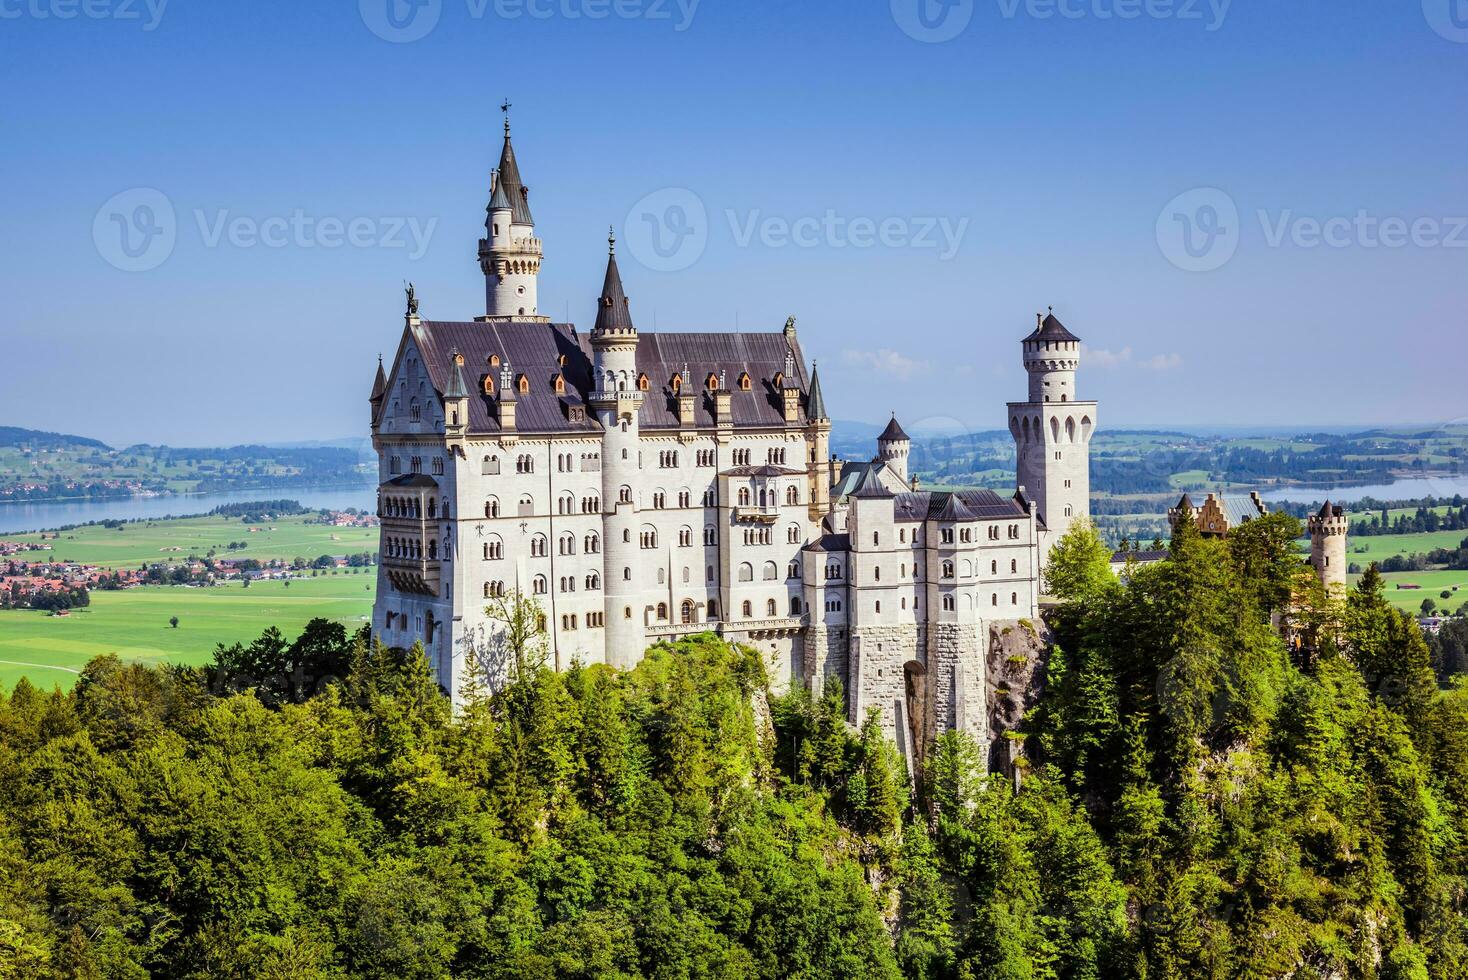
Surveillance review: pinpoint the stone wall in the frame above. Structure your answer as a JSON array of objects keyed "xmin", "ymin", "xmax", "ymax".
[
  {"xmin": 927, "ymin": 622, "xmax": 987, "ymax": 749},
  {"xmin": 803, "ymin": 625, "xmax": 849, "ymax": 701}
]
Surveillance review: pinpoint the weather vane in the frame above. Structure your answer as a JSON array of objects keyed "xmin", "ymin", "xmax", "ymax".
[{"xmin": 501, "ymin": 99, "xmax": 512, "ymax": 135}]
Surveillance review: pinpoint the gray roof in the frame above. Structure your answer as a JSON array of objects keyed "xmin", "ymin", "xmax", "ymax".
[
  {"xmin": 370, "ymin": 356, "xmax": 388, "ymax": 401},
  {"xmin": 408, "ymin": 319, "xmax": 817, "ymax": 435},
  {"xmin": 893, "ymin": 489, "xmax": 1028, "ymax": 522},
  {"xmin": 1218, "ymin": 493, "xmax": 1267, "ymax": 527},
  {"xmin": 1112, "ymin": 549, "xmax": 1169, "ymax": 564},
  {"xmin": 494, "ymin": 134, "xmax": 533, "ymax": 225},
  {"xmin": 850, "ymin": 464, "xmax": 897, "ymax": 499},
  {"xmin": 805, "ymin": 532, "xmax": 850, "ymax": 553},
  {"xmin": 878, "ymin": 415, "xmax": 909, "ymax": 443},
  {"xmin": 488, "ymin": 170, "xmax": 513, "ymax": 212},
  {"xmin": 385, "ymin": 473, "xmax": 439, "ymax": 488},
  {"xmin": 1024, "ymin": 311, "xmax": 1080, "ymax": 344}
]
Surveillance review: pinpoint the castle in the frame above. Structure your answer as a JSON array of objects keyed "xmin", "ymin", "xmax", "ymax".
[
  {"xmin": 1167, "ymin": 492, "xmax": 1348, "ymax": 591},
  {"xmin": 368, "ymin": 119, "xmax": 1095, "ymax": 751}
]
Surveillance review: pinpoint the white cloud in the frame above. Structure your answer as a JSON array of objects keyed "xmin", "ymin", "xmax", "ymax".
[
  {"xmin": 1083, "ymin": 345, "xmax": 1182, "ymax": 372},
  {"xmin": 840, "ymin": 348, "xmax": 931, "ymax": 381},
  {"xmin": 1139, "ymin": 352, "xmax": 1184, "ymax": 371}
]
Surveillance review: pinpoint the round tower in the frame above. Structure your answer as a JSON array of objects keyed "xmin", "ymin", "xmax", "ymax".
[
  {"xmin": 1308, "ymin": 500, "xmax": 1348, "ymax": 593},
  {"xmin": 1007, "ymin": 308, "xmax": 1097, "ymax": 564},
  {"xmin": 589, "ymin": 232, "xmax": 645, "ymax": 669},
  {"xmin": 478, "ymin": 114, "xmax": 544, "ymax": 320},
  {"xmin": 877, "ymin": 414, "xmax": 911, "ymax": 486},
  {"xmin": 1023, "ymin": 308, "xmax": 1081, "ymax": 404}
]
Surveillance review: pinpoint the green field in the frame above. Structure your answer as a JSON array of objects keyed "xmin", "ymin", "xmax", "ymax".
[
  {"xmin": 1351, "ymin": 569, "xmax": 1468, "ymax": 614},
  {"xmin": 1344, "ymin": 530, "xmax": 1468, "ymax": 566},
  {"xmin": 0, "ymin": 575, "xmax": 376, "ymax": 691},
  {"xmin": 7, "ymin": 514, "xmax": 377, "ymax": 568}
]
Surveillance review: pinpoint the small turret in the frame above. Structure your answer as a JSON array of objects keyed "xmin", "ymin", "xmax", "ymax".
[
  {"xmin": 1309, "ymin": 500, "xmax": 1348, "ymax": 593},
  {"xmin": 877, "ymin": 414, "xmax": 911, "ymax": 484},
  {"xmin": 1023, "ymin": 308, "xmax": 1081, "ymax": 403}
]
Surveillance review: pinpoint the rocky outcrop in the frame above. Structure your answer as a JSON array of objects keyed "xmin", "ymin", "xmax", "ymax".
[{"xmin": 985, "ymin": 617, "xmax": 1051, "ymax": 775}]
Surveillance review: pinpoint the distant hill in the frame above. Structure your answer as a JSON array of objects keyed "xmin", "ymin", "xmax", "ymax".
[{"xmin": 0, "ymin": 426, "xmax": 110, "ymax": 451}]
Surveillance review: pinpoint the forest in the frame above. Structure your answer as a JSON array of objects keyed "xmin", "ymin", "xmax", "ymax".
[{"xmin": 2, "ymin": 513, "xmax": 1466, "ymax": 978}]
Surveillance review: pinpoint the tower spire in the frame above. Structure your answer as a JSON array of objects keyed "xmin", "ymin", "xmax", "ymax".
[
  {"xmin": 478, "ymin": 105, "xmax": 543, "ymax": 319},
  {"xmin": 593, "ymin": 233, "xmax": 635, "ymax": 335},
  {"xmin": 807, "ymin": 361, "xmax": 828, "ymax": 420}
]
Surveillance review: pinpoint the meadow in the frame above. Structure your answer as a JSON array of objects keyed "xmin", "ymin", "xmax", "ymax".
[
  {"xmin": 0, "ymin": 575, "xmax": 375, "ymax": 691},
  {"xmin": 9, "ymin": 514, "xmax": 378, "ymax": 568}
]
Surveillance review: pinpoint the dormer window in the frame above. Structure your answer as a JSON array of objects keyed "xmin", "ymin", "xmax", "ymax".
[
  {"xmin": 738, "ymin": 372, "xmax": 752, "ymax": 391},
  {"xmin": 637, "ymin": 373, "xmax": 650, "ymax": 392},
  {"xmin": 706, "ymin": 373, "xmax": 719, "ymax": 391},
  {"xmin": 670, "ymin": 374, "xmax": 682, "ymax": 393},
  {"xmin": 483, "ymin": 375, "xmax": 495, "ymax": 395},
  {"xmin": 517, "ymin": 374, "xmax": 529, "ymax": 394},
  {"xmin": 553, "ymin": 374, "xmax": 566, "ymax": 395},
  {"xmin": 772, "ymin": 371, "xmax": 784, "ymax": 388},
  {"xmin": 489, "ymin": 354, "xmax": 501, "ymax": 367}
]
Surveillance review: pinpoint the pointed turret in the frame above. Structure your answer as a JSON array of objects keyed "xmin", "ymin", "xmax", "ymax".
[
  {"xmin": 877, "ymin": 413, "xmax": 911, "ymax": 484},
  {"xmin": 593, "ymin": 230, "xmax": 635, "ymax": 336},
  {"xmin": 478, "ymin": 107, "xmax": 543, "ymax": 320},
  {"xmin": 369, "ymin": 355, "xmax": 388, "ymax": 429},
  {"xmin": 807, "ymin": 362, "xmax": 828, "ymax": 420},
  {"xmin": 443, "ymin": 351, "xmax": 469, "ymax": 399}
]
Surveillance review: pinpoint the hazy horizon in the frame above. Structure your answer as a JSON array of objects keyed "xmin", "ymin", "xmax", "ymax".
[{"xmin": 4, "ymin": 1, "xmax": 1465, "ymax": 446}]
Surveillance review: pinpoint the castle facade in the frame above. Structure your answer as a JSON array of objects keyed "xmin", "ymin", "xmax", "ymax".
[{"xmin": 369, "ymin": 122, "xmax": 1095, "ymax": 749}]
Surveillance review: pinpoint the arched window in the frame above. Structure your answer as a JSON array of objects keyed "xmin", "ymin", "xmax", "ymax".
[
  {"xmin": 558, "ymin": 492, "xmax": 575, "ymax": 515},
  {"xmin": 741, "ymin": 600, "xmax": 753, "ymax": 618},
  {"xmin": 1010, "ymin": 559, "xmax": 1018, "ymax": 574},
  {"xmin": 656, "ymin": 602, "xmax": 668, "ymax": 621},
  {"xmin": 703, "ymin": 526, "xmax": 717, "ymax": 546},
  {"xmin": 738, "ymin": 562, "xmax": 754, "ymax": 583},
  {"xmin": 763, "ymin": 561, "xmax": 778, "ymax": 580},
  {"xmin": 788, "ymin": 560, "xmax": 801, "ymax": 579},
  {"xmin": 483, "ymin": 537, "xmax": 503, "ymax": 560},
  {"xmin": 619, "ymin": 486, "xmax": 633, "ymax": 504},
  {"xmin": 1011, "ymin": 592, "xmax": 1019, "ymax": 605},
  {"xmin": 767, "ymin": 598, "xmax": 778, "ymax": 617},
  {"xmin": 786, "ymin": 485, "xmax": 799, "ymax": 505},
  {"xmin": 532, "ymin": 575, "xmax": 547, "ymax": 595},
  {"xmin": 790, "ymin": 596, "xmax": 802, "ymax": 616},
  {"xmin": 681, "ymin": 600, "xmax": 696, "ymax": 624},
  {"xmin": 531, "ymin": 534, "xmax": 548, "ymax": 557},
  {"xmin": 586, "ymin": 572, "xmax": 600, "ymax": 590},
  {"xmin": 485, "ymin": 498, "xmax": 500, "ymax": 519},
  {"xmin": 942, "ymin": 594, "xmax": 955, "ymax": 611},
  {"xmin": 482, "ymin": 455, "xmax": 500, "ymax": 475},
  {"xmin": 738, "ymin": 487, "xmax": 751, "ymax": 507},
  {"xmin": 518, "ymin": 494, "xmax": 534, "ymax": 516},
  {"xmin": 706, "ymin": 599, "xmax": 719, "ymax": 619},
  {"xmin": 679, "ymin": 526, "xmax": 692, "ymax": 547},
  {"xmin": 585, "ymin": 531, "xmax": 601, "ymax": 554},
  {"xmin": 787, "ymin": 523, "xmax": 802, "ymax": 544},
  {"xmin": 942, "ymin": 560, "xmax": 954, "ymax": 579},
  {"xmin": 640, "ymin": 527, "xmax": 658, "ymax": 549},
  {"xmin": 653, "ymin": 490, "xmax": 667, "ymax": 509},
  {"xmin": 559, "ymin": 532, "xmax": 575, "ymax": 555}
]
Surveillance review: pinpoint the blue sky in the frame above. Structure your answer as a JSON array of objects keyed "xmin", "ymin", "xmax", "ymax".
[{"xmin": 2, "ymin": 0, "xmax": 1465, "ymax": 446}]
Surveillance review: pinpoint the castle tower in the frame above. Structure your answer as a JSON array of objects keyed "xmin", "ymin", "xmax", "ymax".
[
  {"xmin": 1007, "ymin": 309, "xmax": 1097, "ymax": 565},
  {"xmin": 877, "ymin": 414, "xmax": 911, "ymax": 487},
  {"xmin": 1308, "ymin": 500, "xmax": 1348, "ymax": 593},
  {"xmin": 806, "ymin": 362, "xmax": 832, "ymax": 520},
  {"xmin": 478, "ymin": 111, "xmax": 544, "ymax": 320},
  {"xmin": 588, "ymin": 231, "xmax": 645, "ymax": 668}
]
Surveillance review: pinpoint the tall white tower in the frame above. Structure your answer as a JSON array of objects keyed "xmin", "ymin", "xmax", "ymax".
[
  {"xmin": 588, "ymin": 232, "xmax": 645, "ymax": 668},
  {"xmin": 1007, "ymin": 309, "xmax": 1097, "ymax": 566},
  {"xmin": 1308, "ymin": 501, "xmax": 1348, "ymax": 594},
  {"xmin": 478, "ymin": 111, "xmax": 544, "ymax": 320}
]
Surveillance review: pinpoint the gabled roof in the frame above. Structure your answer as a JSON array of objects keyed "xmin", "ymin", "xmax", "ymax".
[
  {"xmin": 878, "ymin": 415, "xmax": 909, "ymax": 443},
  {"xmin": 1023, "ymin": 311, "xmax": 1080, "ymax": 344},
  {"xmin": 850, "ymin": 465, "xmax": 896, "ymax": 499}
]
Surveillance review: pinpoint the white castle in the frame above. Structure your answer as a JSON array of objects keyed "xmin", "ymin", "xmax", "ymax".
[{"xmin": 369, "ymin": 120, "xmax": 1096, "ymax": 749}]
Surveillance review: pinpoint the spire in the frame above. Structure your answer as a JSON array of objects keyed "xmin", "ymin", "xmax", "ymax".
[
  {"xmin": 370, "ymin": 355, "xmax": 387, "ymax": 401},
  {"xmin": 879, "ymin": 414, "xmax": 909, "ymax": 443},
  {"xmin": 807, "ymin": 361, "xmax": 828, "ymax": 420},
  {"xmin": 492, "ymin": 116, "xmax": 533, "ymax": 226},
  {"xmin": 593, "ymin": 230, "xmax": 635, "ymax": 334},
  {"xmin": 444, "ymin": 352, "xmax": 469, "ymax": 399}
]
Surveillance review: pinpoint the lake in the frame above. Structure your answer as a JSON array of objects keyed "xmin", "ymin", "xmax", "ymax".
[
  {"xmin": 0, "ymin": 485, "xmax": 379, "ymax": 535},
  {"xmin": 1258, "ymin": 474, "xmax": 1468, "ymax": 506}
]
